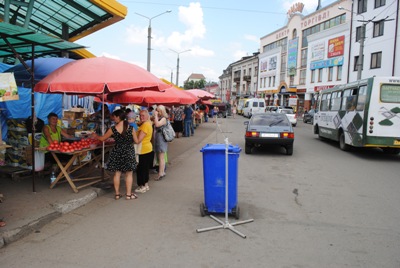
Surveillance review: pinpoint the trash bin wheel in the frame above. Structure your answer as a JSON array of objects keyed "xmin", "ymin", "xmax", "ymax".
[
  {"xmin": 232, "ymin": 205, "xmax": 240, "ymax": 219},
  {"xmin": 200, "ymin": 203, "xmax": 208, "ymax": 217}
]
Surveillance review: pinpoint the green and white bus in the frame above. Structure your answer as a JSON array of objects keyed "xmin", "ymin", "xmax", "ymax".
[{"xmin": 313, "ymin": 77, "xmax": 400, "ymax": 154}]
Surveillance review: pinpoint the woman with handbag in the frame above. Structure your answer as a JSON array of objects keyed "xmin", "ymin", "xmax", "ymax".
[{"xmin": 153, "ymin": 105, "xmax": 169, "ymax": 181}]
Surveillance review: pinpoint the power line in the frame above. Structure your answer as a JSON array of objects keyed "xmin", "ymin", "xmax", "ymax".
[{"xmin": 121, "ymin": 1, "xmax": 286, "ymax": 15}]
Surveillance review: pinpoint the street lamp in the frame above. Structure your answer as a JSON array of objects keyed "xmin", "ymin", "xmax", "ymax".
[
  {"xmin": 135, "ymin": 10, "xmax": 172, "ymax": 72},
  {"xmin": 170, "ymin": 49, "xmax": 191, "ymax": 86},
  {"xmin": 338, "ymin": 6, "xmax": 371, "ymax": 80}
]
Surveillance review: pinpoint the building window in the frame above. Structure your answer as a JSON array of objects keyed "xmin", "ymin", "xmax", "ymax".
[
  {"xmin": 273, "ymin": 76, "xmax": 276, "ymax": 87},
  {"xmin": 299, "ymin": 69, "xmax": 306, "ymax": 85},
  {"xmin": 358, "ymin": 0, "xmax": 367, "ymax": 13},
  {"xmin": 337, "ymin": 65, "xmax": 342, "ymax": 81},
  {"xmin": 328, "ymin": 67, "xmax": 333, "ymax": 81},
  {"xmin": 371, "ymin": 51, "xmax": 382, "ymax": 69},
  {"xmin": 269, "ymin": 77, "xmax": 272, "ymax": 87},
  {"xmin": 373, "ymin": 20, "xmax": 384, "ymax": 37},
  {"xmin": 311, "ymin": 70, "xmax": 315, "ymax": 83},
  {"xmin": 354, "ymin": 56, "xmax": 364, "ymax": 71},
  {"xmin": 375, "ymin": 0, "xmax": 386, "ymax": 8},
  {"xmin": 301, "ymin": 48, "xmax": 308, "ymax": 68},
  {"xmin": 289, "ymin": 75, "xmax": 294, "ymax": 86},
  {"xmin": 356, "ymin": 26, "xmax": 362, "ymax": 42},
  {"xmin": 318, "ymin": 69, "xmax": 323, "ymax": 82}
]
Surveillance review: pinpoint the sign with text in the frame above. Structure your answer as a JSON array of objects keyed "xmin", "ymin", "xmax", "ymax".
[{"xmin": 328, "ymin": 36, "xmax": 345, "ymax": 58}]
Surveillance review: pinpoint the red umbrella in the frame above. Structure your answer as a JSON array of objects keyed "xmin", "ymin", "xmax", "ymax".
[
  {"xmin": 107, "ymin": 86, "xmax": 198, "ymax": 106},
  {"xmin": 186, "ymin": 89, "xmax": 215, "ymax": 100},
  {"xmin": 34, "ymin": 57, "xmax": 170, "ymax": 94}
]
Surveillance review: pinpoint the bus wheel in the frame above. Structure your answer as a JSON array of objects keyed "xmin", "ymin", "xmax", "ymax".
[
  {"xmin": 382, "ymin": 148, "xmax": 400, "ymax": 155},
  {"xmin": 339, "ymin": 132, "xmax": 350, "ymax": 151}
]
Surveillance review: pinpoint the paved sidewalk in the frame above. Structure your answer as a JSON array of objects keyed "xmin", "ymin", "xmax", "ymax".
[{"xmin": 0, "ymin": 121, "xmax": 218, "ymax": 248}]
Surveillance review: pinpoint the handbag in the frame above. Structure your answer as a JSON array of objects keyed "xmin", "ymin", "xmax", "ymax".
[{"xmin": 161, "ymin": 120, "xmax": 175, "ymax": 142}]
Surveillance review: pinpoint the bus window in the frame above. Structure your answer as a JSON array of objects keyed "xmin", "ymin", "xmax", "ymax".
[
  {"xmin": 356, "ymin": 85, "xmax": 367, "ymax": 110},
  {"xmin": 342, "ymin": 88, "xmax": 357, "ymax": 111},
  {"xmin": 381, "ymin": 84, "xmax": 400, "ymax": 103},
  {"xmin": 331, "ymin": 91, "xmax": 342, "ymax": 111},
  {"xmin": 321, "ymin": 93, "xmax": 331, "ymax": 111}
]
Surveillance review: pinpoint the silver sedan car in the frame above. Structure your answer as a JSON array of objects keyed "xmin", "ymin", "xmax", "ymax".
[{"xmin": 244, "ymin": 113, "xmax": 295, "ymax": 155}]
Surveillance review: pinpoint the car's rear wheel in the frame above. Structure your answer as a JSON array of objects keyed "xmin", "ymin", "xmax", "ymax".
[
  {"xmin": 245, "ymin": 142, "xmax": 252, "ymax": 154},
  {"xmin": 286, "ymin": 144, "xmax": 293, "ymax": 155}
]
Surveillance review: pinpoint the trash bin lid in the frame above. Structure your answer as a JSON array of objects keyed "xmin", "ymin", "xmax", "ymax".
[{"xmin": 200, "ymin": 143, "xmax": 241, "ymax": 153}]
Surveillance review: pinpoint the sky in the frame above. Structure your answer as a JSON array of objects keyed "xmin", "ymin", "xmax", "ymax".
[{"xmin": 80, "ymin": 0, "xmax": 336, "ymax": 87}]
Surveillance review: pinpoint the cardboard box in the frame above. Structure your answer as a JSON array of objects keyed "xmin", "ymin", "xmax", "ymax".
[{"xmin": 63, "ymin": 111, "xmax": 84, "ymax": 120}]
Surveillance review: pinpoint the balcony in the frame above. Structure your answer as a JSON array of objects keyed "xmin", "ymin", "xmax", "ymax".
[
  {"xmin": 233, "ymin": 77, "xmax": 241, "ymax": 82},
  {"xmin": 243, "ymin": 75, "xmax": 251, "ymax": 82}
]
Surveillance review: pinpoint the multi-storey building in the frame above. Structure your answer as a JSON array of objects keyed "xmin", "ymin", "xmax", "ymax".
[
  {"xmin": 220, "ymin": 0, "xmax": 400, "ymax": 112},
  {"xmin": 219, "ymin": 64, "xmax": 232, "ymax": 102},
  {"xmin": 230, "ymin": 53, "xmax": 259, "ymax": 103},
  {"xmin": 259, "ymin": 0, "xmax": 352, "ymax": 112}
]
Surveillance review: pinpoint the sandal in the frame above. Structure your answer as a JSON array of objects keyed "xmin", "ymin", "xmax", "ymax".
[
  {"xmin": 125, "ymin": 193, "xmax": 138, "ymax": 200},
  {"xmin": 115, "ymin": 194, "xmax": 122, "ymax": 200},
  {"xmin": 155, "ymin": 174, "xmax": 166, "ymax": 181}
]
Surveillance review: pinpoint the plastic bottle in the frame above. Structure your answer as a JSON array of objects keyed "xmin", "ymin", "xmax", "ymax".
[{"xmin": 50, "ymin": 171, "xmax": 56, "ymax": 184}]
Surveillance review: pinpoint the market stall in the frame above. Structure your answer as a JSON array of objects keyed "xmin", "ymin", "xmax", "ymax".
[{"xmin": 47, "ymin": 141, "xmax": 114, "ymax": 193}]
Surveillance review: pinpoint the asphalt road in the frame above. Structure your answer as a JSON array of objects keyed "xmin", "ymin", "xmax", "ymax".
[{"xmin": 0, "ymin": 116, "xmax": 399, "ymax": 268}]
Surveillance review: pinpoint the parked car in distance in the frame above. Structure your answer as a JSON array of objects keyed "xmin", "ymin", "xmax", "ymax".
[
  {"xmin": 244, "ymin": 113, "xmax": 294, "ymax": 155},
  {"xmin": 266, "ymin": 105, "xmax": 294, "ymax": 113},
  {"xmin": 303, "ymin": 109, "xmax": 317, "ymax": 124},
  {"xmin": 276, "ymin": 108, "xmax": 297, "ymax": 127},
  {"xmin": 242, "ymin": 98, "xmax": 266, "ymax": 118}
]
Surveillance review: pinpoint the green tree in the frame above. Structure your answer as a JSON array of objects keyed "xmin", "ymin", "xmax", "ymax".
[{"xmin": 184, "ymin": 79, "xmax": 206, "ymax": 89}]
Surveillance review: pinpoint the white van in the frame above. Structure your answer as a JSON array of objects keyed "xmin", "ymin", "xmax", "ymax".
[{"xmin": 242, "ymin": 98, "xmax": 266, "ymax": 118}]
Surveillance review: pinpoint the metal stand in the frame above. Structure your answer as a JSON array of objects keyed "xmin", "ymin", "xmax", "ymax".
[{"xmin": 196, "ymin": 138, "xmax": 254, "ymax": 238}]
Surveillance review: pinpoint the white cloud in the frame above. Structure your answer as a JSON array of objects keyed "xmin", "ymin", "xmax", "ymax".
[
  {"xmin": 244, "ymin": 34, "xmax": 259, "ymax": 43},
  {"xmin": 126, "ymin": 25, "xmax": 147, "ymax": 45},
  {"xmin": 165, "ymin": 2, "xmax": 206, "ymax": 50},
  {"xmin": 233, "ymin": 50, "xmax": 249, "ymax": 61},
  {"xmin": 190, "ymin": 46, "xmax": 214, "ymax": 57},
  {"xmin": 99, "ymin": 52, "xmax": 121, "ymax": 60}
]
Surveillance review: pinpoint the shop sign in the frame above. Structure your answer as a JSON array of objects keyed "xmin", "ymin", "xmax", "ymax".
[
  {"xmin": 311, "ymin": 42, "xmax": 325, "ymax": 61},
  {"xmin": 0, "ymin": 73, "xmax": 19, "ymax": 102},
  {"xmin": 314, "ymin": 85, "xmax": 335, "ymax": 92},
  {"xmin": 328, "ymin": 36, "xmax": 344, "ymax": 58}
]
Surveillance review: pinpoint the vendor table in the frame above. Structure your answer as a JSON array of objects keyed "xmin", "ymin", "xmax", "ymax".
[{"xmin": 49, "ymin": 144, "xmax": 114, "ymax": 193}]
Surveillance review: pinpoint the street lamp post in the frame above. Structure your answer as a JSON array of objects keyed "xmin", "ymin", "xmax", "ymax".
[
  {"xmin": 135, "ymin": 10, "xmax": 172, "ymax": 72},
  {"xmin": 170, "ymin": 49, "xmax": 191, "ymax": 86},
  {"xmin": 338, "ymin": 6, "xmax": 372, "ymax": 80}
]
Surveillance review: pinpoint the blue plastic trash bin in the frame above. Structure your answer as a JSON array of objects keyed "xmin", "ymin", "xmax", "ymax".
[{"xmin": 200, "ymin": 144, "xmax": 241, "ymax": 218}]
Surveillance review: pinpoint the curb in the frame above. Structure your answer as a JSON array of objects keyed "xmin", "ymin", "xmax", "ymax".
[{"xmin": 0, "ymin": 187, "xmax": 107, "ymax": 248}]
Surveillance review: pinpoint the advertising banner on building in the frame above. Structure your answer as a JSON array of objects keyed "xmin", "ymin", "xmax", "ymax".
[
  {"xmin": 0, "ymin": 73, "xmax": 19, "ymax": 102},
  {"xmin": 311, "ymin": 42, "xmax": 325, "ymax": 61},
  {"xmin": 310, "ymin": 56, "xmax": 344, "ymax": 70},
  {"xmin": 287, "ymin": 38, "xmax": 298, "ymax": 75},
  {"xmin": 328, "ymin": 35, "xmax": 345, "ymax": 58}
]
